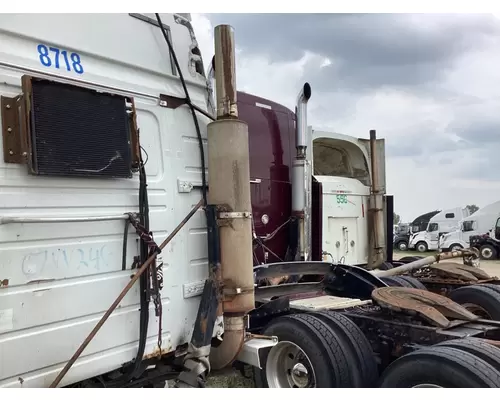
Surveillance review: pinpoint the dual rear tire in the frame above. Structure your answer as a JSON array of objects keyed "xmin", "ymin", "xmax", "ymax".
[
  {"xmin": 254, "ymin": 312, "xmax": 378, "ymax": 388},
  {"xmin": 379, "ymin": 338, "xmax": 500, "ymax": 388},
  {"xmin": 448, "ymin": 284, "xmax": 500, "ymax": 320}
]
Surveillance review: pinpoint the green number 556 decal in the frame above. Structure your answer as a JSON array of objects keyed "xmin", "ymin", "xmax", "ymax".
[{"xmin": 336, "ymin": 194, "xmax": 348, "ymax": 204}]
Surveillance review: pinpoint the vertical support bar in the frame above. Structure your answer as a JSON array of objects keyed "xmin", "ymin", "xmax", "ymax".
[
  {"xmin": 386, "ymin": 195, "xmax": 394, "ymax": 263},
  {"xmin": 368, "ymin": 129, "xmax": 386, "ymax": 269}
]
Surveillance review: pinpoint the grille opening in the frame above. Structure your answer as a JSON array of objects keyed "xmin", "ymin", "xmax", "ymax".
[{"xmin": 24, "ymin": 77, "xmax": 137, "ymax": 179}]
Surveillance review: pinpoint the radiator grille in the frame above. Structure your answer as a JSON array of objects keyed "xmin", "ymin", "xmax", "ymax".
[{"xmin": 30, "ymin": 79, "xmax": 132, "ymax": 178}]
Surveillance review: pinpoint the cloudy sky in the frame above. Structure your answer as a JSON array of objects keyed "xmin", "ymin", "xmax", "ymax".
[{"xmin": 191, "ymin": 13, "xmax": 500, "ymax": 222}]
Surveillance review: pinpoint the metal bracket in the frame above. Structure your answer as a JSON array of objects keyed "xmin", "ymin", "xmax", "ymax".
[
  {"xmin": 177, "ymin": 178, "xmax": 206, "ymax": 194},
  {"xmin": 2, "ymin": 95, "xmax": 25, "ymax": 164},
  {"xmin": 235, "ymin": 335, "xmax": 278, "ymax": 369},
  {"xmin": 218, "ymin": 211, "xmax": 252, "ymax": 219}
]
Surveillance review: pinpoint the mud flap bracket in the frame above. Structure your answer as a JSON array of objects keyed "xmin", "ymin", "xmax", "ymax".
[{"xmin": 235, "ymin": 336, "xmax": 278, "ymax": 369}]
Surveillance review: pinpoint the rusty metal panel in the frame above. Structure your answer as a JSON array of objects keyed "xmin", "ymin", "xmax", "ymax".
[
  {"xmin": 1, "ymin": 96, "xmax": 24, "ymax": 164},
  {"xmin": 372, "ymin": 286, "xmax": 479, "ymax": 328}
]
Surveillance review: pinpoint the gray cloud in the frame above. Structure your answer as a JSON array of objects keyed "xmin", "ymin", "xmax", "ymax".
[
  {"xmin": 205, "ymin": 13, "xmax": 500, "ymax": 91},
  {"xmin": 192, "ymin": 13, "xmax": 500, "ymax": 219},
  {"xmin": 449, "ymin": 115, "xmax": 500, "ymax": 145}
]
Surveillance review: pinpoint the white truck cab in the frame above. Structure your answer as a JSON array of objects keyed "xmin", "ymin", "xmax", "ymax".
[
  {"xmin": 439, "ymin": 201, "xmax": 500, "ymax": 252},
  {"xmin": 308, "ymin": 128, "xmax": 385, "ymax": 265},
  {"xmin": 408, "ymin": 207, "xmax": 470, "ymax": 252},
  {"xmin": 0, "ymin": 13, "xmax": 216, "ymax": 388}
]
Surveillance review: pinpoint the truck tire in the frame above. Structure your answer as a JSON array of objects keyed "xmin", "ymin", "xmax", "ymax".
[
  {"xmin": 396, "ymin": 276, "xmax": 427, "ymax": 290},
  {"xmin": 398, "ymin": 256, "xmax": 423, "ymax": 263},
  {"xmin": 309, "ymin": 311, "xmax": 378, "ymax": 387},
  {"xmin": 435, "ymin": 338, "xmax": 500, "ymax": 371},
  {"xmin": 378, "ymin": 346, "xmax": 500, "ymax": 388},
  {"xmin": 253, "ymin": 313, "xmax": 353, "ymax": 388},
  {"xmin": 416, "ymin": 242, "xmax": 428, "ymax": 253},
  {"xmin": 396, "ymin": 241, "xmax": 408, "ymax": 251},
  {"xmin": 476, "ymin": 283, "xmax": 500, "ymax": 295},
  {"xmin": 449, "ymin": 243, "xmax": 463, "ymax": 252},
  {"xmin": 448, "ymin": 285, "xmax": 500, "ymax": 320},
  {"xmin": 381, "ymin": 276, "xmax": 407, "ymax": 287},
  {"xmin": 381, "ymin": 276, "xmax": 427, "ymax": 290},
  {"xmin": 377, "ymin": 262, "xmax": 395, "ymax": 271},
  {"xmin": 480, "ymin": 244, "xmax": 497, "ymax": 260}
]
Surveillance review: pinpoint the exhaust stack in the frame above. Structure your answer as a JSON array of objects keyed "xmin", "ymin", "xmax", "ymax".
[
  {"xmin": 368, "ymin": 129, "xmax": 386, "ymax": 268},
  {"xmin": 208, "ymin": 24, "xmax": 255, "ymax": 369},
  {"xmin": 295, "ymin": 83, "xmax": 312, "ymax": 157},
  {"xmin": 292, "ymin": 83, "xmax": 312, "ymax": 260}
]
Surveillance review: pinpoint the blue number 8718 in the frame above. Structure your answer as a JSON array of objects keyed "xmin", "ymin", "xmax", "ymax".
[{"xmin": 37, "ymin": 44, "xmax": 84, "ymax": 75}]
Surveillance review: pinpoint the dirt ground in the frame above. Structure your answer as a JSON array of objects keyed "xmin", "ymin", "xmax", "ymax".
[{"xmin": 206, "ymin": 251, "xmax": 500, "ymax": 387}]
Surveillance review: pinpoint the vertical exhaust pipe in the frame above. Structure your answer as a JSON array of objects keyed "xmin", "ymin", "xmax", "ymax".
[
  {"xmin": 208, "ymin": 24, "xmax": 255, "ymax": 369},
  {"xmin": 368, "ymin": 129, "xmax": 386, "ymax": 268},
  {"xmin": 292, "ymin": 83, "xmax": 312, "ymax": 260}
]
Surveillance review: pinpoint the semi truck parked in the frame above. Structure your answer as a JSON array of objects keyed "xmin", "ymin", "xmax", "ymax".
[
  {"xmin": 393, "ymin": 210, "xmax": 439, "ymax": 251},
  {"xmin": 469, "ymin": 213, "xmax": 500, "ymax": 260},
  {"xmin": 2, "ymin": 13, "xmax": 500, "ymax": 389},
  {"xmin": 408, "ymin": 207, "xmax": 470, "ymax": 252},
  {"xmin": 439, "ymin": 201, "xmax": 500, "ymax": 252}
]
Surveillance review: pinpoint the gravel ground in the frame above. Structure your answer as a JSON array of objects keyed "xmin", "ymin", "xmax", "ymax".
[{"xmin": 206, "ymin": 370, "xmax": 255, "ymax": 388}]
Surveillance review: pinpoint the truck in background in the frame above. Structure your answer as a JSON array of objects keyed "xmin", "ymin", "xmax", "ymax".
[
  {"xmin": 439, "ymin": 200, "xmax": 500, "ymax": 252},
  {"xmin": 393, "ymin": 210, "xmax": 439, "ymax": 251},
  {"xmin": 408, "ymin": 207, "xmax": 470, "ymax": 252},
  {"xmin": 469, "ymin": 212, "xmax": 500, "ymax": 260}
]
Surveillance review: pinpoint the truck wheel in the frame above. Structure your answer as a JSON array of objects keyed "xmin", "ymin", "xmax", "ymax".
[
  {"xmin": 377, "ymin": 262, "xmax": 395, "ymax": 271},
  {"xmin": 379, "ymin": 346, "xmax": 500, "ymax": 388},
  {"xmin": 396, "ymin": 241, "xmax": 408, "ymax": 251},
  {"xmin": 480, "ymin": 244, "xmax": 497, "ymax": 260},
  {"xmin": 476, "ymin": 283, "xmax": 500, "ymax": 295},
  {"xmin": 448, "ymin": 285, "xmax": 500, "ymax": 320},
  {"xmin": 254, "ymin": 313, "xmax": 352, "ymax": 388},
  {"xmin": 450, "ymin": 244, "xmax": 463, "ymax": 252},
  {"xmin": 416, "ymin": 242, "xmax": 428, "ymax": 253},
  {"xmin": 310, "ymin": 311, "xmax": 378, "ymax": 387},
  {"xmin": 399, "ymin": 256, "xmax": 423, "ymax": 263},
  {"xmin": 396, "ymin": 276, "xmax": 427, "ymax": 290},
  {"xmin": 381, "ymin": 276, "xmax": 427, "ymax": 290},
  {"xmin": 435, "ymin": 338, "xmax": 500, "ymax": 371}
]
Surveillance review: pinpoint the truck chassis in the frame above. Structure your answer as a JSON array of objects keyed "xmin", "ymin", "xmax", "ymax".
[{"xmin": 244, "ymin": 261, "xmax": 500, "ymax": 388}]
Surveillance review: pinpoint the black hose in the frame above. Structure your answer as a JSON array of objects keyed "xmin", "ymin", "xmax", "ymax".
[
  {"xmin": 123, "ymin": 160, "xmax": 150, "ymax": 381},
  {"xmin": 121, "ymin": 220, "xmax": 129, "ymax": 271},
  {"xmin": 155, "ymin": 13, "xmax": 208, "ymax": 206}
]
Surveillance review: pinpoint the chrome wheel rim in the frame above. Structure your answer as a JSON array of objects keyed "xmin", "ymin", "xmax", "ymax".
[
  {"xmin": 481, "ymin": 248, "xmax": 493, "ymax": 259},
  {"xmin": 265, "ymin": 341, "xmax": 316, "ymax": 388},
  {"xmin": 399, "ymin": 243, "xmax": 407, "ymax": 251}
]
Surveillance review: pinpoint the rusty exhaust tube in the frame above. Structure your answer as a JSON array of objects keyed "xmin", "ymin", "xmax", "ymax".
[
  {"xmin": 372, "ymin": 250, "xmax": 473, "ymax": 278},
  {"xmin": 368, "ymin": 129, "xmax": 385, "ymax": 269},
  {"xmin": 214, "ymin": 24, "xmax": 237, "ymax": 120},
  {"xmin": 208, "ymin": 24, "xmax": 255, "ymax": 370},
  {"xmin": 49, "ymin": 198, "xmax": 204, "ymax": 388}
]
